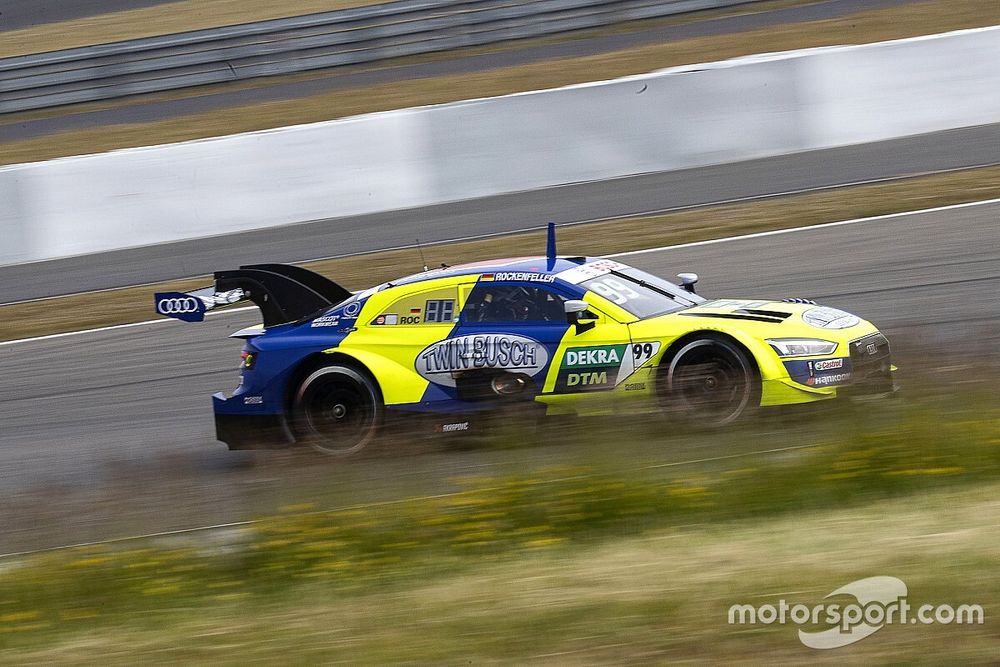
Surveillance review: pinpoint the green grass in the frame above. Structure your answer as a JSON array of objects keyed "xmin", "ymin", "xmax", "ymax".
[
  {"xmin": 1, "ymin": 380, "xmax": 997, "ymax": 660},
  {"xmin": 7, "ymin": 485, "xmax": 997, "ymax": 662}
]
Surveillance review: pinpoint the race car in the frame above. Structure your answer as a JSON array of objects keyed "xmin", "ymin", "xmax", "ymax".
[{"xmin": 155, "ymin": 225, "xmax": 895, "ymax": 455}]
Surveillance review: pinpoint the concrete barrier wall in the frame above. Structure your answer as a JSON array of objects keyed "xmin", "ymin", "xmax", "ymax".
[
  {"xmin": 800, "ymin": 28, "xmax": 1000, "ymax": 147},
  {"xmin": 2, "ymin": 26, "xmax": 999, "ymax": 265},
  {"xmin": 14, "ymin": 112, "xmax": 434, "ymax": 261},
  {"xmin": 423, "ymin": 55, "xmax": 807, "ymax": 201}
]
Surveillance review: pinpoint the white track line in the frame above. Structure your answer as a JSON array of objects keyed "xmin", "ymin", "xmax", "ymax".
[
  {"xmin": 0, "ymin": 305, "xmax": 257, "ymax": 347},
  {"xmin": 609, "ymin": 196, "xmax": 1000, "ymax": 258},
  {"xmin": 2, "ymin": 196, "xmax": 998, "ymax": 348}
]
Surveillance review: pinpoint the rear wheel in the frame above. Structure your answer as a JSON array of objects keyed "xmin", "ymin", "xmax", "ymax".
[
  {"xmin": 660, "ymin": 336, "xmax": 760, "ymax": 427},
  {"xmin": 294, "ymin": 364, "xmax": 383, "ymax": 456}
]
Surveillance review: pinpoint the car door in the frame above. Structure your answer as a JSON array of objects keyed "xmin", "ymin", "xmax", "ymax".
[
  {"xmin": 447, "ymin": 279, "xmax": 634, "ymax": 397},
  {"xmin": 543, "ymin": 296, "xmax": 641, "ymax": 396},
  {"xmin": 434, "ymin": 281, "xmax": 572, "ymax": 398}
]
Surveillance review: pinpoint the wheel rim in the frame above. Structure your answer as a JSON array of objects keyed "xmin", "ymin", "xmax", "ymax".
[
  {"xmin": 667, "ymin": 341, "xmax": 752, "ymax": 425},
  {"xmin": 299, "ymin": 369, "xmax": 378, "ymax": 455}
]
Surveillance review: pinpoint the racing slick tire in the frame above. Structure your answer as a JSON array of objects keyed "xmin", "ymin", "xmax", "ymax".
[
  {"xmin": 659, "ymin": 334, "xmax": 761, "ymax": 427},
  {"xmin": 293, "ymin": 364, "xmax": 384, "ymax": 456}
]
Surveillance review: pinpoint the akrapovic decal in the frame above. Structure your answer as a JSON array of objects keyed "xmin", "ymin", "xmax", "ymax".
[
  {"xmin": 435, "ymin": 421, "xmax": 470, "ymax": 433},
  {"xmin": 554, "ymin": 342, "xmax": 660, "ymax": 392},
  {"xmin": 415, "ymin": 334, "xmax": 549, "ymax": 387}
]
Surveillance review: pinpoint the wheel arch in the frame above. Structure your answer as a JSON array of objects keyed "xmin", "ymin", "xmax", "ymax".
[
  {"xmin": 654, "ymin": 329, "xmax": 764, "ymax": 424},
  {"xmin": 659, "ymin": 330, "xmax": 760, "ymax": 375},
  {"xmin": 288, "ymin": 352, "xmax": 386, "ymax": 456},
  {"xmin": 284, "ymin": 351, "xmax": 381, "ymax": 414}
]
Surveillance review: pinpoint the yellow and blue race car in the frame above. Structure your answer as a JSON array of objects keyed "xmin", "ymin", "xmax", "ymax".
[{"xmin": 155, "ymin": 225, "xmax": 894, "ymax": 455}]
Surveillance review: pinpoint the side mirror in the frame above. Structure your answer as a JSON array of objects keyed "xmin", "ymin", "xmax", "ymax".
[
  {"xmin": 677, "ymin": 272, "xmax": 699, "ymax": 293},
  {"xmin": 565, "ymin": 299, "xmax": 598, "ymax": 324}
]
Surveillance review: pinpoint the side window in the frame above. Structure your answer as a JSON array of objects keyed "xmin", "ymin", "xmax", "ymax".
[
  {"xmin": 423, "ymin": 298, "xmax": 455, "ymax": 323},
  {"xmin": 370, "ymin": 287, "xmax": 457, "ymax": 326},
  {"xmin": 461, "ymin": 284, "xmax": 566, "ymax": 323}
]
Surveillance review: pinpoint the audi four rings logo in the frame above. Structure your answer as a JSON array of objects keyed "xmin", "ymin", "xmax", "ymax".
[{"xmin": 157, "ymin": 297, "xmax": 201, "ymax": 314}]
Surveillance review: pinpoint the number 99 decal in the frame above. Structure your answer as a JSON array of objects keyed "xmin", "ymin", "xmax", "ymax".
[
  {"xmin": 632, "ymin": 342, "xmax": 656, "ymax": 365},
  {"xmin": 621, "ymin": 341, "xmax": 660, "ymax": 378}
]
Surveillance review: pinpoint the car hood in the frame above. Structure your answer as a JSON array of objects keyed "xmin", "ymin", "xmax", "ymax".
[{"xmin": 667, "ymin": 298, "xmax": 871, "ymax": 333}]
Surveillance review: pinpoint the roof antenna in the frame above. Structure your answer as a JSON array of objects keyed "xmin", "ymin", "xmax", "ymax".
[
  {"xmin": 546, "ymin": 222, "xmax": 557, "ymax": 270},
  {"xmin": 415, "ymin": 238, "xmax": 429, "ymax": 272}
]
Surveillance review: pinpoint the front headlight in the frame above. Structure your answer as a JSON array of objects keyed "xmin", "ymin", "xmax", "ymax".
[{"xmin": 767, "ymin": 338, "xmax": 838, "ymax": 357}]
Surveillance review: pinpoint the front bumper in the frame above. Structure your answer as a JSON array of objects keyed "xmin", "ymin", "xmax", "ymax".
[
  {"xmin": 764, "ymin": 332, "xmax": 896, "ymax": 405},
  {"xmin": 845, "ymin": 332, "xmax": 895, "ymax": 395}
]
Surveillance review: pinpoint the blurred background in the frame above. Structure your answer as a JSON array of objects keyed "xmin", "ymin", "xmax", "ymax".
[{"xmin": 0, "ymin": 0, "xmax": 998, "ymax": 662}]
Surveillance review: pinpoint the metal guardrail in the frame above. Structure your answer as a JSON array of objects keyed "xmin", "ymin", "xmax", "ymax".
[{"xmin": 0, "ymin": 0, "xmax": 763, "ymax": 113}]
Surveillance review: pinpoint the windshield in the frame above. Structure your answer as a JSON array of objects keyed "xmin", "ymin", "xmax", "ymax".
[{"xmin": 579, "ymin": 267, "xmax": 704, "ymax": 318}]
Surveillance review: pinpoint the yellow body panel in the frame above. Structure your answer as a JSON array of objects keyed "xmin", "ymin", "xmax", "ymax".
[
  {"xmin": 325, "ymin": 276, "xmax": 472, "ymax": 405},
  {"xmin": 314, "ymin": 268, "xmax": 887, "ymax": 414},
  {"xmin": 627, "ymin": 299, "xmax": 881, "ymax": 407}
]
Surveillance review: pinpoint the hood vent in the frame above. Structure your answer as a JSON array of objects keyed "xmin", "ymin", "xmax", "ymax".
[
  {"xmin": 681, "ymin": 309, "xmax": 790, "ymax": 324},
  {"xmin": 739, "ymin": 308, "xmax": 792, "ymax": 319}
]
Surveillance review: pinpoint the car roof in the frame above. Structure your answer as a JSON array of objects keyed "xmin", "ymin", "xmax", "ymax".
[{"xmin": 390, "ymin": 256, "xmax": 594, "ymax": 287}]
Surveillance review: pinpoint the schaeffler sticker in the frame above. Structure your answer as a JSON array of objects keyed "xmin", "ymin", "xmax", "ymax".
[
  {"xmin": 554, "ymin": 259, "xmax": 629, "ymax": 285},
  {"xmin": 555, "ymin": 341, "xmax": 660, "ymax": 392},
  {"xmin": 415, "ymin": 334, "xmax": 549, "ymax": 387}
]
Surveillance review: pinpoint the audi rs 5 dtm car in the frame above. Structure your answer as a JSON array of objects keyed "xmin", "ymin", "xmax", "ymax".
[{"xmin": 155, "ymin": 225, "xmax": 895, "ymax": 455}]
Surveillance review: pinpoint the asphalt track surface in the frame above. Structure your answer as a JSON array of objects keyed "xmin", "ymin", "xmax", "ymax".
[
  {"xmin": 4, "ymin": 121, "xmax": 1000, "ymax": 303},
  {"xmin": 0, "ymin": 0, "xmax": 920, "ymax": 142},
  {"xmin": 0, "ymin": 0, "xmax": 175, "ymax": 31},
  {"xmin": 1, "ymin": 199, "xmax": 998, "ymax": 552}
]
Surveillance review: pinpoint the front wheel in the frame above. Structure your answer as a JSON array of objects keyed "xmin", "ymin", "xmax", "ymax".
[
  {"xmin": 293, "ymin": 364, "xmax": 383, "ymax": 456},
  {"xmin": 659, "ymin": 336, "xmax": 760, "ymax": 427}
]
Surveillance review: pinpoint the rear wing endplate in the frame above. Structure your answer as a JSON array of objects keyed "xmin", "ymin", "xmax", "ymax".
[{"xmin": 154, "ymin": 264, "xmax": 351, "ymax": 327}]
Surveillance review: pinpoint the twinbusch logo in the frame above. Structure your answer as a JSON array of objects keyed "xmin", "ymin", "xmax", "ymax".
[{"xmin": 416, "ymin": 334, "xmax": 548, "ymax": 387}]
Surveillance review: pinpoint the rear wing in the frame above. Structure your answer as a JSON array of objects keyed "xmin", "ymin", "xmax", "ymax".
[{"xmin": 154, "ymin": 264, "xmax": 352, "ymax": 327}]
